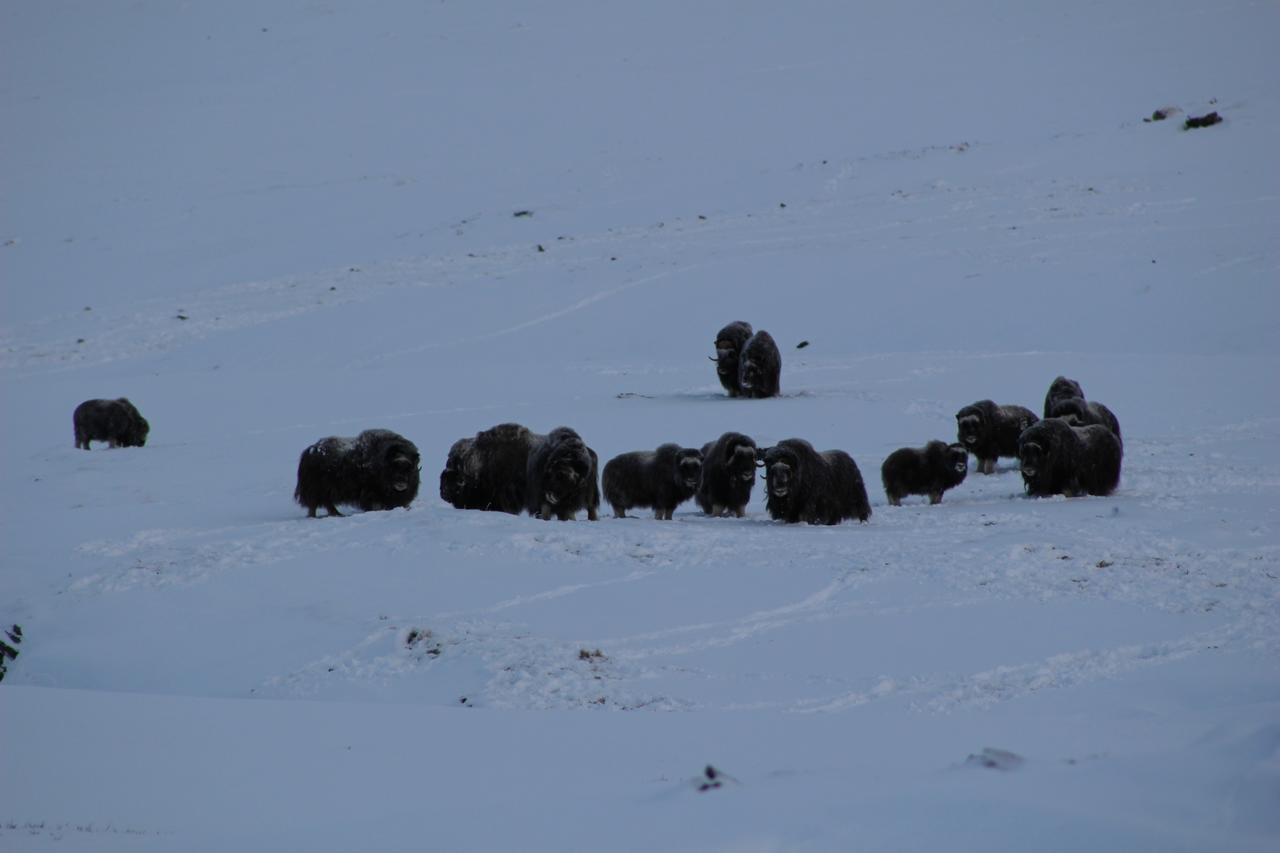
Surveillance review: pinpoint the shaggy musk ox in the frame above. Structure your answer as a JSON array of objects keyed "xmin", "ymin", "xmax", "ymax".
[
  {"xmin": 1043, "ymin": 376, "xmax": 1085, "ymax": 420},
  {"xmin": 439, "ymin": 423, "xmax": 536, "ymax": 514},
  {"xmin": 525, "ymin": 427, "xmax": 600, "ymax": 521},
  {"xmin": 603, "ymin": 444, "xmax": 703, "ymax": 519},
  {"xmin": 762, "ymin": 439, "xmax": 871, "ymax": 524},
  {"xmin": 295, "ymin": 429, "xmax": 421, "ymax": 518},
  {"xmin": 738, "ymin": 330, "xmax": 782, "ymax": 399},
  {"xmin": 696, "ymin": 432, "xmax": 758, "ymax": 517},
  {"xmin": 73, "ymin": 398, "xmax": 149, "ymax": 449},
  {"xmin": 881, "ymin": 441, "xmax": 969, "ymax": 506},
  {"xmin": 1047, "ymin": 397, "xmax": 1122, "ymax": 446},
  {"xmin": 955, "ymin": 400, "xmax": 1039, "ymax": 475},
  {"xmin": 1017, "ymin": 418, "xmax": 1122, "ymax": 498},
  {"xmin": 710, "ymin": 321, "xmax": 754, "ymax": 397}
]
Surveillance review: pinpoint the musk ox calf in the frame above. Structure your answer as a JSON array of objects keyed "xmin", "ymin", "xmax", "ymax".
[
  {"xmin": 738, "ymin": 330, "xmax": 782, "ymax": 399},
  {"xmin": 439, "ymin": 422, "xmax": 536, "ymax": 514},
  {"xmin": 881, "ymin": 441, "xmax": 969, "ymax": 506},
  {"xmin": 525, "ymin": 427, "xmax": 600, "ymax": 521},
  {"xmin": 711, "ymin": 321, "xmax": 754, "ymax": 397},
  {"xmin": 295, "ymin": 429, "xmax": 421, "ymax": 518},
  {"xmin": 696, "ymin": 432, "xmax": 758, "ymax": 517},
  {"xmin": 762, "ymin": 439, "xmax": 871, "ymax": 524},
  {"xmin": 603, "ymin": 443, "xmax": 703, "ymax": 519},
  {"xmin": 1046, "ymin": 397, "xmax": 1122, "ymax": 446},
  {"xmin": 955, "ymin": 400, "xmax": 1039, "ymax": 475},
  {"xmin": 1043, "ymin": 376, "xmax": 1085, "ymax": 419},
  {"xmin": 73, "ymin": 398, "xmax": 150, "ymax": 449},
  {"xmin": 1017, "ymin": 418, "xmax": 1122, "ymax": 498}
]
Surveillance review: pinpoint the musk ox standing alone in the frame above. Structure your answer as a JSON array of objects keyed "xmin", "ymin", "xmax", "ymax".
[
  {"xmin": 711, "ymin": 321, "xmax": 754, "ymax": 397},
  {"xmin": 1043, "ymin": 376, "xmax": 1085, "ymax": 420},
  {"xmin": 1017, "ymin": 418, "xmax": 1122, "ymax": 498},
  {"xmin": 525, "ymin": 427, "xmax": 600, "ymax": 521},
  {"xmin": 603, "ymin": 444, "xmax": 704, "ymax": 519},
  {"xmin": 295, "ymin": 429, "xmax": 421, "ymax": 518},
  {"xmin": 73, "ymin": 398, "xmax": 150, "ymax": 449},
  {"xmin": 881, "ymin": 441, "xmax": 969, "ymax": 506},
  {"xmin": 1047, "ymin": 397, "xmax": 1123, "ymax": 446},
  {"xmin": 955, "ymin": 400, "xmax": 1039, "ymax": 475},
  {"xmin": 439, "ymin": 422, "xmax": 537, "ymax": 514},
  {"xmin": 696, "ymin": 432, "xmax": 758, "ymax": 517},
  {"xmin": 737, "ymin": 330, "xmax": 782, "ymax": 399},
  {"xmin": 762, "ymin": 439, "xmax": 871, "ymax": 524}
]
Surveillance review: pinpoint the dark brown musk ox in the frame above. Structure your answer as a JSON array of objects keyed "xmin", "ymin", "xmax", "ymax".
[
  {"xmin": 1017, "ymin": 418, "xmax": 1122, "ymax": 498},
  {"xmin": 1046, "ymin": 397, "xmax": 1123, "ymax": 447},
  {"xmin": 1043, "ymin": 376, "xmax": 1085, "ymax": 419},
  {"xmin": 955, "ymin": 400, "xmax": 1039, "ymax": 475},
  {"xmin": 73, "ymin": 398, "xmax": 150, "ymax": 449},
  {"xmin": 439, "ymin": 422, "xmax": 537, "ymax": 514},
  {"xmin": 761, "ymin": 439, "xmax": 871, "ymax": 524},
  {"xmin": 294, "ymin": 429, "xmax": 421, "ymax": 518},
  {"xmin": 695, "ymin": 431, "xmax": 758, "ymax": 517},
  {"xmin": 602, "ymin": 443, "xmax": 703, "ymax": 519},
  {"xmin": 525, "ymin": 427, "xmax": 601, "ymax": 521},
  {"xmin": 737, "ymin": 329, "xmax": 782, "ymax": 399},
  {"xmin": 881, "ymin": 440, "xmax": 969, "ymax": 506},
  {"xmin": 710, "ymin": 321, "xmax": 754, "ymax": 397}
]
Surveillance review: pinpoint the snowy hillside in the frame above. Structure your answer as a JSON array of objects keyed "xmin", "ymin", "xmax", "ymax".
[{"xmin": 2, "ymin": 2, "xmax": 1278, "ymax": 851}]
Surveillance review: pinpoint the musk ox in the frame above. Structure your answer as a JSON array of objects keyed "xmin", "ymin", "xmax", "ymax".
[
  {"xmin": 696, "ymin": 432, "xmax": 758, "ymax": 517},
  {"xmin": 1017, "ymin": 418, "xmax": 1122, "ymax": 498},
  {"xmin": 1047, "ymin": 397, "xmax": 1122, "ymax": 446},
  {"xmin": 1043, "ymin": 376, "xmax": 1085, "ymax": 419},
  {"xmin": 761, "ymin": 439, "xmax": 871, "ymax": 524},
  {"xmin": 295, "ymin": 429, "xmax": 421, "ymax": 518},
  {"xmin": 738, "ymin": 330, "xmax": 782, "ymax": 399},
  {"xmin": 711, "ymin": 321, "xmax": 754, "ymax": 397},
  {"xmin": 881, "ymin": 440, "xmax": 969, "ymax": 506},
  {"xmin": 525, "ymin": 427, "xmax": 600, "ymax": 521},
  {"xmin": 955, "ymin": 400, "xmax": 1039, "ymax": 475},
  {"xmin": 603, "ymin": 443, "xmax": 703, "ymax": 519},
  {"xmin": 439, "ymin": 422, "xmax": 536, "ymax": 514},
  {"xmin": 73, "ymin": 398, "xmax": 150, "ymax": 449}
]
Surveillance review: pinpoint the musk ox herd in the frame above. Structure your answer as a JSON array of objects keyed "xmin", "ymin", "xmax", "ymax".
[{"xmin": 75, "ymin": 356, "xmax": 1122, "ymax": 522}]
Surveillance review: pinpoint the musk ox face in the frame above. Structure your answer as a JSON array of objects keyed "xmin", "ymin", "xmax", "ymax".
[
  {"xmin": 763, "ymin": 448, "xmax": 800, "ymax": 499},
  {"xmin": 956, "ymin": 411, "xmax": 984, "ymax": 447},
  {"xmin": 542, "ymin": 454, "xmax": 590, "ymax": 508},
  {"xmin": 438, "ymin": 439, "xmax": 472, "ymax": 505},
  {"xmin": 383, "ymin": 443, "xmax": 421, "ymax": 495},
  {"xmin": 676, "ymin": 451, "xmax": 703, "ymax": 489},
  {"xmin": 1018, "ymin": 438, "xmax": 1047, "ymax": 480},
  {"xmin": 737, "ymin": 330, "xmax": 781, "ymax": 398},
  {"xmin": 947, "ymin": 443, "xmax": 969, "ymax": 474},
  {"xmin": 727, "ymin": 442, "xmax": 757, "ymax": 483}
]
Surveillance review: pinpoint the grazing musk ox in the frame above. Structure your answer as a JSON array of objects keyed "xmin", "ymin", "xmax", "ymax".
[
  {"xmin": 603, "ymin": 443, "xmax": 704, "ymax": 519},
  {"xmin": 955, "ymin": 400, "xmax": 1039, "ymax": 475},
  {"xmin": 881, "ymin": 440, "xmax": 969, "ymax": 506},
  {"xmin": 439, "ymin": 422, "xmax": 537, "ymax": 514},
  {"xmin": 761, "ymin": 439, "xmax": 871, "ymax": 524},
  {"xmin": 737, "ymin": 330, "xmax": 782, "ymax": 399},
  {"xmin": 710, "ymin": 321, "xmax": 754, "ymax": 397},
  {"xmin": 1017, "ymin": 418, "xmax": 1122, "ymax": 498},
  {"xmin": 1043, "ymin": 376, "xmax": 1085, "ymax": 420},
  {"xmin": 73, "ymin": 398, "xmax": 150, "ymax": 449},
  {"xmin": 295, "ymin": 429, "xmax": 421, "ymax": 518},
  {"xmin": 525, "ymin": 427, "xmax": 600, "ymax": 521},
  {"xmin": 1047, "ymin": 397, "xmax": 1122, "ymax": 447},
  {"xmin": 696, "ymin": 432, "xmax": 758, "ymax": 517}
]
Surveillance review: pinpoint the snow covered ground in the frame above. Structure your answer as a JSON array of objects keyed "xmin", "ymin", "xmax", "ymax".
[{"xmin": 2, "ymin": 2, "xmax": 1278, "ymax": 850}]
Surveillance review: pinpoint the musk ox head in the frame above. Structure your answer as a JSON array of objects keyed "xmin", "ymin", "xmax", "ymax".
[
  {"xmin": 944, "ymin": 442, "xmax": 969, "ymax": 475},
  {"xmin": 674, "ymin": 447, "xmax": 704, "ymax": 489},
  {"xmin": 540, "ymin": 435, "xmax": 594, "ymax": 509},
  {"xmin": 1016, "ymin": 419, "xmax": 1071, "ymax": 492},
  {"xmin": 438, "ymin": 438, "xmax": 474, "ymax": 505},
  {"xmin": 1044, "ymin": 376, "xmax": 1085, "ymax": 417},
  {"xmin": 955, "ymin": 401, "xmax": 994, "ymax": 448},
  {"xmin": 722, "ymin": 438, "xmax": 758, "ymax": 484},
  {"xmin": 711, "ymin": 321, "xmax": 753, "ymax": 378},
  {"xmin": 761, "ymin": 444, "xmax": 802, "ymax": 500},
  {"xmin": 379, "ymin": 438, "xmax": 421, "ymax": 497},
  {"xmin": 116, "ymin": 398, "xmax": 150, "ymax": 447}
]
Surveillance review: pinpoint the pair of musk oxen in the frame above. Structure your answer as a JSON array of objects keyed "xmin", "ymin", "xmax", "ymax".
[
  {"xmin": 711, "ymin": 321, "xmax": 782, "ymax": 399},
  {"xmin": 438, "ymin": 424, "xmax": 874, "ymax": 525}
]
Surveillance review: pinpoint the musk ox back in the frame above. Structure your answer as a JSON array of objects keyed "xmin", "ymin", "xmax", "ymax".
[
  {"xmin": 526, "ymin": 427, "xmax": 600, "ymax": 521},
  {"xmin": 1043, "ymin": 376, "xmax": 1085, "ymax": 419},
  {"xmin": 1017, "ymin": 418, "xmax": 1122, "ymax": 498},
  {"xmin": 603, "ymin": 443, "xmax": 703, "ymax": 519},
  {"xmin": 762, "ymin": 439, "xmax": 871, "ymax": 525},
  {"xmin": 955, "ymin": 399, "xmax": 1039, "ymax": 475},
  {"xmin": 73, "ymin": 398, "xmax": 150, "ymax": 449},
  {"xmin": 696, "ymin": 432, "xmax": 758, "ymax": 517},
  {"xmin": 439, "ymin": 423, "xmax": 537, "ymax": 513},
  {"xmin": 711, "ymin": 321, "xmax": 754, "ymax": 397},
  {"xmin": 737, "ymin": 330, "xmax": 781, "ymax": 399},
  {"xmin": 295, "ymin": 429, "xmax": 420, "ymax": 518},
  {"xmin": 1047, "ymin": 397, "xmax": 1122, "ymax": 446},
  {"xmin": 881, "ymin": 440, "xmax": 968, "ymax": 506}
]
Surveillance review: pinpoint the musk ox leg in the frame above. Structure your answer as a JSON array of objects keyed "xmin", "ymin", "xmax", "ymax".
[
  {"xmin": 587, "ymin": 506, "xmax": 599, "ymax": 521},
  {"xmin": 887, "ymin": 495, "xmax": 902, "ymax": 507},
  {"xmin": 613, "ymin": 506, "xmax": 627, "ymax": 519},
  {"xmin": 733, "ymin": 505, "xmax": 746, "ymax": 518},
  {"xmin": 539, "ymin": 502, "xmax": 556, "ymax": 520},
  {"xmin": 325, "ymin": 502, "xmax": 344, "ymax": 517},
  {"xmin": 928, "ymin": 491, "xmax": 943, "ymax": 505}
]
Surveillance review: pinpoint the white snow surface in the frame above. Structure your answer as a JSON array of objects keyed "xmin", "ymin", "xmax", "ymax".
[{"xmin": 3, "ymin": 2, "xmax": 1279, "ymax": 850}]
